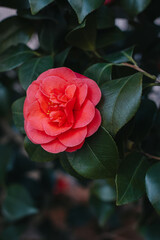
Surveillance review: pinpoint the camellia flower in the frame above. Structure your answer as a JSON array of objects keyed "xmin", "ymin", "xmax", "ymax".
[{"xmin": 23, "ymin": 67, "xmax": 101, "ymax": 153}]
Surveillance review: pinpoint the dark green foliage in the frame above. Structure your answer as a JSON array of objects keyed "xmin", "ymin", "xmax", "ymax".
[{"xmin": 0, "ymin": 0, "xmax": 160, "ymax": 238}]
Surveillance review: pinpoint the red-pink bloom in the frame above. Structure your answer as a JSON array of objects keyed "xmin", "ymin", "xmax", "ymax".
[
  {"xmin": 104, "ymin": 0, "xmax": 114, "ymax": 5},
  {"xmin": 23, "ymin": 67, "xmax": 101, "ymax": 153}
]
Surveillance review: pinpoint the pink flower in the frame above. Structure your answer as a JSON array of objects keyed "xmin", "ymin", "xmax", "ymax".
[
  {"xmin": 23, "ymin": 67, "xmax": 101, "ymax": 153},
  {"xmin": 104, "ymin": 0, "xmax": 114, "ymax": 5}
]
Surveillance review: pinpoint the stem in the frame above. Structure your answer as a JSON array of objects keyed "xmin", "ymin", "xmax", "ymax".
[
  {"xmin": 142, "ymin": 151, "xmax": 160, "ymax": 161},
  {"xmin": 121, "ymin": 63, "xmax": 157, "ymax": 81},
  {"xmin": 143, "ymin": 82, "xmax": 160, "ymax": 89},
  {"xmin": 92, "ymin": 50, "xmax": 104, "ymax": 60},
  {"xmin": 33, "ymin": 51, "xmax": 42, "ymax": 57},
  {"xmin": 131, "ymin": 58, "xmax": 138, "ymax": 66}
]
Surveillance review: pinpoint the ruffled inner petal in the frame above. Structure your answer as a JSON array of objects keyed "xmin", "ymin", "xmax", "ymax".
[
  {"xmin": 73, "ymin": 99, "xmax": 95, "ymax": 129},
  {"xmin": 86, "ymin": 109, "xmax": 101, "ymax": 137},
  {"xmin": 58, "ymin": 127, "xmax": 87, "ymax": 147},
  {"xmin": 43, "ymin": 118, "xmax": 73, "ymax": 136},
  {"xmin": 25, "ymin": 121, "xmax": 54, "ymax": 144},
  {"xmin": 40, "ymin": 76, "xmax": 67, "ymax": 97},
  {"xmin": 41, "ymin": 139, "xmax": 67, "ymax": 153}
]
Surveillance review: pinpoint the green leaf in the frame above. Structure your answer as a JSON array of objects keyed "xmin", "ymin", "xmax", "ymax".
[
  {"xmin": 68, "ymin": 0, "xmax": 104, "ymax": 23},
  {"xmin": 84, "ymin": 63, "xmax": 112, "ymax": 86},
  {"xmin": 91, "ymin": 179, "xmax": 116, "ymax": 202},
  {"xmin": 12, "ymin": 97, "xmax": 25, "ymax": 134},
  {"xmin": 104, "ymin": 46, "xmax": 135, "ymax": 64},
  {"xmin": 19, "ymin": 56, "xmax": 53, "ymax": 90},
  {"xmin": 60, "ymin": 153, "xmax": 84, "ymax": 179},
  {"xmin": 97, "ymin": 6, "xmax": 115, "ymax": 29},
  {"xmin": 116, "ymin": 152, "xmax": 149, "ymax": 205},
  {"xmin": 39, "ymin": 19, "xmax": 66, "ymax": 53},
  {"xmin": 120, "ymin": 0, "xmax": 151, "ymax": 16},
  {"xmin": 0, "ymin": 44, "xmax": 35, "ymax": 72},
  {"xmin": 100, "ymin": 73, "xmax": 143, "ymax": 135},
  {"xmin": 29, "ymin": 0, "xmax": 55, "ymax": 15},
  {"xmin": 145, "ymin": 162, "xmax": 160, "ymax": 214},
  {"xmin": 66, "ymin": 127, "xmax": 119, "ymax": 179},
  {"xmin": 130, "ymin": 99, "xmax": 157, "ymax": 142},
  {"xmin": 0, "ymin": 16, "xmax": 33, "ymax": 54},
  {"xmin": 24, "ymin": 137, "xmax": 56, "ymax": 162},
  {"xmin": 54, "ymin": 47, "xmax": 71, "ymax": 67},
  {"xmin": 0, "ymin": 0, "xmax": 30, "ymax": 10},
  {"xmin": 2, "ymin": 184, "xmax": 38, "ymax": 221},
  {"xmin": 66, "ymin": 15, "xmax": 96, "ymax": 51},
  {"xmin": 96, "ymin": 27, "xmax": 123, "ymax": 49}
]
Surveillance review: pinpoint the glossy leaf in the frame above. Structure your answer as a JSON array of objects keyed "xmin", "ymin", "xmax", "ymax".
[
  {"xmin": 24, "ymin": 137, "xmax": 56, "ymax": 162},
  {"xmin": 120, "ymin": 0, "xmax": 151, "ymax": 16},
  {"xmin": 84, "ymin": 63, "xmax": 112, "ymax": 86},
  {"xmin": 66, "ymin": 127, "xmax": 119, "ymax": 179},
  {"xmin": 12, "ymin": 97, "xmax": 25, "ymax": 134},
  {"xmin": 54, "ymin": 47, "xmax": 71, "ymax": 67},
  {"xmin": 145, "ymin": 162, "xmax": 160, "ymax": 214},
  {"xmin": 39, "ymin": 19, "xmax": 66, "ymax": 53},
  {"xmin": 19, "ymin": 56, "xmax": 53, "ymax": 90},
  {"xmin": 130, "ymin": 99, "xmax": 157, "ymax": 142},
  {"xmin": 100, "ymin": 73, "xmax": 143, "ymax": 135},
  {"xmin": 104, "ymin": 46, "xmax": 135, "ymax": 64},
  {"xmin": 97, "ymin": 6, "xmax": 115, "ymax": 29},
  {"xmin": 66, "ymin": 16, "xmax": 96, "ymax": 51},
  {"xmin": 91, "ymin": 179, "xmax": 116, "ymax": 202},
  {"xmin": 0, "ymin": 0, "xmax": 30, "ymax": 10},
  {"xmin": 96, "ymin": 27, "xmax": 123, "ymax": 49},
  {"xmin": 60, "ymin": 153, "xmax": 84, "ymax": 179},
  {"xmin": 29, "ymin": 0, "xmax": 55, "ymax": 15},
  {"xmin": 2, "ymin": 184, "xmax": 38, "ymax": 221},
  {"xmin": 68, "ymin": 0, "xmax": 104, "ymax": 23},
  {"xmin": 116, "ymin": 152, "xmax": 149, "ymax": 205},
  {"xmin": 0, "ymin": 16, "xmax": 32, "ymax": 54},
  {"xmin": 0, "ymin": 44, "xmax": 35, "ymax": 72}
]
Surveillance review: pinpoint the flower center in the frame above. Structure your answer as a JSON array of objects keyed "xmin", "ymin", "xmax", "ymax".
[{"xmin": 46, "ymin": 84, "xmax": 77, "ymax": 126}]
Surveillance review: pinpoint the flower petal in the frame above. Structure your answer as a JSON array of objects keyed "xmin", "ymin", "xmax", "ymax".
[
  {"xmin": 58, "ymin": 127, "xmax": 87, "ymax": 147},
  {"xmin": 27, "ymin": 101, "xmax": 47, "ymax": 130},
  {"xmin": 66, "ymin": 141, "xmax": 85, "ymax": 152},
  {"xmin": 36, "ymin": 90, "xmax": 49, "ymax": 113},
  {"xmin": 73, "ymin": 99, "xmax": 95, "ymax": 129},
  {"xmin": 27, "ymin": 81, "xmax": 40, "ymax": 103},
  {"xmin": 43, "ymin": 118, "xmax": 72, "ymax": 136},
  {"xmin": 25, "ymin": 121, "xmax": 54, "ymax": 144},
  {"xmin": 23, "ymin": 98, "xmax": 30, "ymax": 119},
  {"xmin": 37, "ymin": 67, "xmax": 76, "ymax": 83},
  {"xmin": 74, "ymin": 83, "xmax": 88, "ymax": 110},
  {"xmin": 65, "ymin": 84, "xmax": 76, "ymax": 99},
  {"xmin": 40, "ymin": 76, "xmax": 67, "ymax": 96},
  {"xmin": 75, "ymin": 73, "xmax": 101, "ymax": 106},
  {"xmin": 86, "ymin": 109, "xmax": 101, "ymax": 137},
  {"xmin": 41, "ymin": 139, "xmax": 67, "ymax": 153}
]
